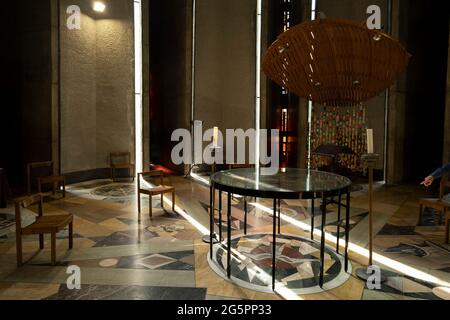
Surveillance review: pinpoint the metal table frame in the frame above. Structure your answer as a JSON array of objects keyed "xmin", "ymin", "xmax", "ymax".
[{"xmin": 209, "ymin": 171, "xmax": 351, "ymax": 291}]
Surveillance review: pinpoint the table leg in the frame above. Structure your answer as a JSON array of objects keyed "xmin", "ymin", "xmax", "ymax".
[
  {"xmin": 319, "ymin": 192, "xmax": 326, "ymax": 288},
  {"xmin": 219, "ymin": 191, "xmax": 222, "ymax": 242},
  {"xmin": 311, "ymin": 197, "xmax": 315, "ymax": 240},
  {"xmin": 345, "ymin": 190, "xmax": 351, "ymax": 272},
  {"xmin": 272, "ymin": 198, "xmax": 277, "ymax": 290},
  {"xmin": 227, "ymin": 193, "xmax": 232, "ymax": 279},
  {"xmin": 336, "ymin": 190, "xmax": 342, "ymax": 254},
  {"xmin": 209, "ymin": 184, "xmax": 213, "ymax": 259}
]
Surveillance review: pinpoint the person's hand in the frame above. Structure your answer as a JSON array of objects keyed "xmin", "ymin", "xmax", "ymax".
[{"xmin": 421, "ymin": 176, "xmax": 434, "ymax": 187}]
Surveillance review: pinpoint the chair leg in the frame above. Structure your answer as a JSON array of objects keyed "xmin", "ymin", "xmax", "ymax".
[
  {"xmin": 149, "ymin": 195, "xmax": 153, "ymax": 218},
  {"xmin": 69, "ymin": 222, "xmax": 73, "ymax": 249},
  {"xmin": 16, "ymin": 234, "xmax": 23, "ymax": 267},
  {"xmin": 39, "ymin": 234, "xmax": 44, "ymax": 250},
  {"xmin": 172, "ymin": 192, "xmax": 175, "ymax": 212},
  {"xmin": 161, "ymin": 194, "xmax": 164, "ymax": 209},
  {"xmin": 51, "ymin": 232, "xmax": 56, "ymax": 266}
]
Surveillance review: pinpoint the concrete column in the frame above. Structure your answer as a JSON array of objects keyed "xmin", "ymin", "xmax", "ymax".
[{"xmin": 142, "ymin": 0, "xmax": 151, "ymax": 171}]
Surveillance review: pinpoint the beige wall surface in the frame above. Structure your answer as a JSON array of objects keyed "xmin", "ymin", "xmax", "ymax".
[
  {"xmin": 195, "ymin": 0, "xmax": 256, "ymax": 133},
  {"xmin": 60, "ymin": 0, "xmax": 134, "ymax": 174}
]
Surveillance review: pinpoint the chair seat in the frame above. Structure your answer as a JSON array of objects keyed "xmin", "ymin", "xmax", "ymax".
[
  {"xmin": 22, "ymin": 214, "xmax": 73, "ymax": 235},
  {"xmin": 419, "ymin": 198, "xmax": 450, "ymax": 210},
  {"xmin": 139, "ymin": 185, "xmax": 174, "ymax": 195}
]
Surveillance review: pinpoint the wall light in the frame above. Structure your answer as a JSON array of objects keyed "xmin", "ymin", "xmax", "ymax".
[{"xmin": 93, "ymin": 1, "xmax": 106, "ymax": 13}]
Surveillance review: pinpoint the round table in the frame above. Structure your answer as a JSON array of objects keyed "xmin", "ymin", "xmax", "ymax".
[{"xmin": 209, "ymin": 168, "xmax": 352, "ymax": 290}]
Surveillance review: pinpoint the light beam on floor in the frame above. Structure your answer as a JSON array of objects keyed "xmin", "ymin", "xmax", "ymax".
[
  {"xmin": 139, "ymin": 178, "xmax": 301, "ymax": 299},
  {"xmin": 250, "ymin": 202, "xmax": 450, "ymax": 288}
]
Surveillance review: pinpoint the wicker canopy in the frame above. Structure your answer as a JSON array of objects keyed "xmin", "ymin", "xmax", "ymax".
[{"xmin": 262, "ymin": 18, "xmax": 410, "ymax": 107}]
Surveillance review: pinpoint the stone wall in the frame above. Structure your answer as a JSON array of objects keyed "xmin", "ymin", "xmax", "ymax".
[
  {"xmin": 194, "ymin": 0, "xmax": 257, "ymax": 161},
  {"xmin": 60, "ymin": 0, "xmax": 135, "ymax": 176}
]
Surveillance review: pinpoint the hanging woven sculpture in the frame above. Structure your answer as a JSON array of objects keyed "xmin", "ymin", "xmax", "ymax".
[{"xmin": 262, "ymin": 18, "xmax": 411, "ymax": 107}]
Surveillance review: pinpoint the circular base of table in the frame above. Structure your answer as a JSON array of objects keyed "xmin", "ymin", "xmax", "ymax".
[
  {"xmin": 356, "ymin": 267, "xmax": 387, "ymax": 283},
  {"xmin": 208, "ymin": 232, "xmax": 352, "ymax": 295},
  {"xmin": 432, "ymin": 287, "xmax": 450, "ymax": 300},
  {"xmin": 202, "ymin": 234, "xmax": 223, "ymax": 244}
]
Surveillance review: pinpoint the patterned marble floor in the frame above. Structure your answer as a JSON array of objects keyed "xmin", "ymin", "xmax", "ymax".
[{"xmin": 0, "ymin": 177, "xmax": 449, "ymax": 300}]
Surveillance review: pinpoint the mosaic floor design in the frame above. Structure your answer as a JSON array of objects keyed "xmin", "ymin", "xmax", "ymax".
[
  {"xmin": 420, "ymin": 207, "xmax": 448, "ymax": 226},
  {"xmin": 208, "ymin": 233, "xmax": 351, "ymax": 294},
  {"xmin": 44, "ymin": 284, "xmax": 207, "ymax": 300},
  {"xmin": 67, "ymin": 180, "xmax": 151, "ymax": 205},
  {"xmin": 0, "ymin": 213, "xmax": 15, "ymax": 236},
  {"xmin": 324, "ymin": 211, "xmax": 369, "ymax": 237},
  {"xmin": 381, "ymin": 241, "xmax": 450, "ymax": 273},
  {"xmin": 33, "ymin": 250, "xmax": 195, "ymax": 271},
  {"xmin": 362, "ymin": 268, "xmax": 446, "ymax": 300}
]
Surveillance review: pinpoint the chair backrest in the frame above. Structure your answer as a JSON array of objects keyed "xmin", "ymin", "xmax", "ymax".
[
  {"xmin": 110, "ymin": 152, "xmax": 131, "ymax": 166},
  {"xmin": 14, "ymin": 194, "xmax": 43, "ymax": 231},
  {"xmin": 27, "ymin": 162, "xmax": 54, "ymax": 194},
  {"xmin": 138, "ymin": 171, "xmax": 164, "ymax": 189}
]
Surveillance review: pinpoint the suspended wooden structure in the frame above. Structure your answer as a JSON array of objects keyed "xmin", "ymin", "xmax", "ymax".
[{"xmin": 262, "ymin": 18, "xmax": 411, "ymax": 107}]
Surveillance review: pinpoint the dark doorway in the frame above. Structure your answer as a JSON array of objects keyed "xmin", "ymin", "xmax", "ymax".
[
  {"xmin": 148, "ymin": 0, "xmax": 190, "ymax": 173},
  {"xmin": 402, "ymin": 0, "xmax": 450, "ymax": 182}
]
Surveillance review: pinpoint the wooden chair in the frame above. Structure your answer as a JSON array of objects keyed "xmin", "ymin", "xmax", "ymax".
[
  {"xmin": 27, "ymin": 161, "xmax": 66, "ymax": 198},
  {"xmin": 419, "ymin": 176, "xmax": 450, "ymax": 243},
  {"xmin": 15, "ymin": 194, "xmax": 73, "ymax": 266},
  {"xmin": 137, "ymin": 171, "xmax": 175, "ymax": 222},
  {"xmin": 110, "ymin": 152, "xmax": 135, "ymax": 182}
]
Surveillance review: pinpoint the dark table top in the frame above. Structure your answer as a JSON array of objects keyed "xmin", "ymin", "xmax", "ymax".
[{"xmin": 211, "ymin": 168, "xmax": 352, "ymax": 199}]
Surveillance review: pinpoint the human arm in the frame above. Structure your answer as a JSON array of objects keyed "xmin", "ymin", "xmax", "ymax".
[{"xmin": 421, "ymin": 163, "xmax": 450, "ymax": 187}]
